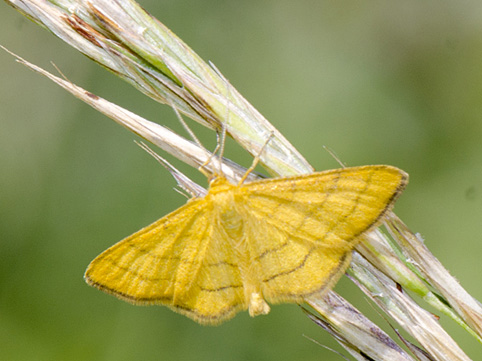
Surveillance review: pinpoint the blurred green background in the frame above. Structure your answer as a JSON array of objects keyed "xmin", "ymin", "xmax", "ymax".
[{"xmin": 2, "ymin": 1, "xmax": 482, "ymax": 360}]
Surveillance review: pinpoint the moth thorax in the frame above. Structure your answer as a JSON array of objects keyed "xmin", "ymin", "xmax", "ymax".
[
  {"xmin": 211, "ymin": 187, "xmax": 244, "ymax": 239},
  {"xmin": 219, "ymin": 207, "xmax": 244, "ymax": 240}
]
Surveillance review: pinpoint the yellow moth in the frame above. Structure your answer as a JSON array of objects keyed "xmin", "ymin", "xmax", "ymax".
[{"xmin": 85, "ymin": 165, "xmax": 407, "ymax": 325}]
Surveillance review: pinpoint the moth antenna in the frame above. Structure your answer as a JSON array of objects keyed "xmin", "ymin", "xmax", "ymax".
[
  {"xmin": 197, "ymin": 131, "xmax": 221, "ymax": 181},
  {"xmin": 209, "ymin": 63, "xmax": 272, "ymax": 184},
  {"xmin": 135, "ymin": 141, "xmax": 207, "ymax": 198},
  {"xmin": 217, "ymin": 117, "xmax": 228, "ymax": 175},
  {"xmin": 238, "ymin": 132, "xmax": 274, "ymax": 185},
  {"xmin": 209, "ymin": 62, "xmax": 242, "ymax": 165},
  {"xmin": 210, "ymin": 131, "xmax": 222, "ymax": 165},
  {"xmin": 168, "ymin": 101, "xmax": 218, "ymax": 181},
  {"xmin": 171, "ymin": 104, "xmax": 206, "ymax": 153},
  {"xmin": 323, "ymin": 145, "xmax": 346, "ymax": 168},
  {"xmin": 215, "ymin": 73, "xmax": 232, "ymax": 178}
]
